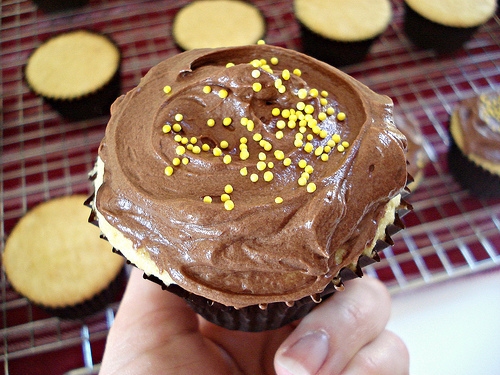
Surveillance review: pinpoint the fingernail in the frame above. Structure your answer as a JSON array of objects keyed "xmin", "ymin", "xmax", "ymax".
[{"xmin": 276, "ymin": 330, "xmax": 329, "ymax": 375}]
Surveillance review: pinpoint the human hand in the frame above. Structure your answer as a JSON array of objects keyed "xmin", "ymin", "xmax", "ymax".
[{"xmin": 99, "ymin": 267, "xmax": 409, "ymax": 375}]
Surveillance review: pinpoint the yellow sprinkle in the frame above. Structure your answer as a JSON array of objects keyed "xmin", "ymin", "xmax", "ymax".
[
  {"xmin": 181, "ymin": 137, "xmax": 189, "ymax": 145},
  {"xmin": 274, "ymin": 78, "xmax": 283, "ymax": 88},
  {"xmin": 172, "ymin": 123, "xmax": 182, "ymax": 132},
  {"xmin": 164, "ymin": 166, "xmax": 174, "ymax": 176},
  {"xmin": 282, "ymin": 69, "xmax": 291, "ymax": 80},
  {"xmin": 327, "ymin": 139, "xmax": 336, "ymax": 148},
  {"xmin": 176, "ymin": 145, "xmax": 186, "ymax": 155},
  {"xmin": 202, "ymin": 144, "xmax": 210, "ymax": 151},
  {"xmin": 221, "ymin": 193, "xmax": 231, "ymax": 202},
  {"xmin": 223, "ymin": 155, "xmax": 232, "ymax": 164},
  {"xmin": 219, "ymin": 89, "xmax": 228, "ymax": 99},
  {"xmin": 203, "ymin": 196, "xmax": 212, "ymax": 203},
  {"xmin": 281, "ymin": 109, "xmax": 290, "ymax": 118},
  {"xmin": 174, "ymin": 134, "xmax": 182, "ymax": 143},
  {"xmin": 314, "ymin": 146, "xmax": 324, "ymax": 156},
  {"xmin": 301, "ymin": 172, "xmax": 310, "ymax": 180},
  {"xmin": 297, "ymin": 88, "xmax": 308, "ymax": 99},
  {"xmin": 258, "ymin": 152, "xmax": 267, "ymax": 161},
  {"xmin": 298, "ymin": 159, "xmax": 307, "ymax": 168},
  {"xmin": 304, "ymin": 143, "xmax": 314, "ymax": 153},
  {"xmin": 342, "ymin": 141, "xmax": 350, "ymax": 148},
  {"xmin": 283, "ymin": 157, "xmax": 292, "ymax": 166},
  {"xmin": 309, "ymin": 88, "xmax": 319, "ymax": 97},
  {"xmin": 239, "ymin": 143, "xmax": 248, "ymax": 151},
  {"xmin": 223, "ymin": 117, "xmax": 232, "ymax": 126},
  {"xmin": 319, "ymin": 130, "xmax": 328, "ymax": 139},
  {"xmin": 294, "ymin": 139, "xmax": 303, "ymax": 148},
  {"xmin": 190, "ymin": 137, "xmax": 198, "ymax": 144},
  {"xmin": 203, "ymin": 85, "xmax": 212, "ymax": 94},
  {"xmin": 306, "ymin": 182, "xmax": 317, "ymax": 193},
  {"xmin": 321, "ymin": 90, "xmax": 328, "ymax": 98},
  {"xmin": 312, "ymin": 125, "xmax": 321, "ymax": 135},
  {"xmin": 274, "ymin": 150, "xmax": 285, "ymax": 160},
  {"xmin": 270, "ymin": 57, "xmax": 279, "ymax": 65},
  {"xmin": 174, "ymin": 113, "xmax": 183, "ymax": 122},
  {"xmin": 224, "ymin": 200, "xmax": 235, "ymax": 211},
  {"xmin": 172, "ymin": 157, "xmax": 181, "ymax": 166},
  {"xmin": 275, "ymin": 196, "xmax": 283, "ymax": 204},
  {"xmin": 324, "ymin": 145, "xmax": 332, "ymax": 153},
  {"xmin": 260, "ymin": 59, "xmax": 267, "ymax": 65},
  {"xmin": 272, "ymin": 107, "xmax": 281, "ymax": 116},
  {"xmin": 306, "ymin": 134, "xmax": 314, "ymax": 141},
  {"xmin": 318, "ymin": 112, "xmax": 327, "ymax": 121},
  {"xmin": 326, "ymin": 107, "xmax": 335, "ymax": 115},
  {"xmin": 276, "ymin": 130, "xmax": 284, "ymax": 139},
  {"xmin": 277, "ymin": 120, "xmax": 286, "ymax": 129},
  {"xmin": 226, "ymin": 62, "xmax": 235, "ymax": 68},
  {"xmin": 252, "ymin": 82, "xmax": 262, "ymax": 92},
  {"xmin": 240, "ymin": 149, "xmax": 250, "ymax": 160},
  {"xmin": 267, "ymin": 161, "xmax": 274, "ymax": 169},
  {"xmin": 288, "ymin": 120, "xmax": 296, "ymax": 129},
  {"xmin": 321, "ymin": 153, "xmax": 329, "ymax": 161},
  {"xmin": 240, "ymin": 167, "xmax": 248, "ymax": 176},
  {"xmin": 182, "ymin": 157, "xmax": 189, "ymax": 165},
  {"xmin": 240, "ymin": 117, "xmax": 249, "ymax": 126},
  {"xmin": 304, "ymin": 165, "xmax": 314, "ymax": 174},
  {"xmin": 332, "ymin": 134, "xmax": 341, "ymax": 143},
  {"xmin": 213, "ymin": 147, "xmax": 222, "ymax": 156},
  {"xmin": 246, "ymin": 120, "xmax": 255, "ymax": 131},
  {"xmin": 250, "ymin": 173, "xmax": 259, "ymax": 182},
  {"xmin": 278, "ymin": 85, "xmax": 286, "ymax": 94},
  {"xmin": 299, "ymin": 126, "xmax": 307, "ymax": 134},
  {"xmin": 296, "ymin": 102, "xmax": 306, "ymax": 111},
  {"xmin": 320, "ymin": 98, "xmax": 328, "ymax": 106},
  {"xmin": 253, "ymin": 133, "xmax": 263, "ymax": 142},
  {"xmin": 337, "ymin": 112, "xmax": 346, "ymax": 121},
  {"xmin": 337, "ymin": 145, "xmax": 345, "ymax": 152},
  {"xmin": 162, "ymin": 124, "xmax": 171, "ymax": 133},
  {"xmin": 207, "ymin": 118, "xmax": 215, "ymax": 127},
  {"xmin": 293, "ymin": 68, "xmax": 302, "ymax": 77},
  {"xmin": 192, "ymin": 145, "xmax": 201, "ymax": 154},
  {"xmin": 257, "ymin": 39, "xmax": 266, "ymax": 45},
  {"xmin": 252, "ymin": 69, "xmax": 261, "ymax": 78},
  {"xmin": 240, "ymin": 137, "xmax": 248, "ymax": 144},
  {"xmin": 263, "ymin": 171, "xmax": 274, "ymax": 182},
  {"xmin": 261, "ymin": 65, "xmax": 273, "ymax": 74},
  {"xmin": 220, "ymin": 140, "xmax": 229, "ymax": 149},
  {"xmin": 304, "ymin": 104, "xmax": 315, "ymax": 114},
  {"xmin": 256, "ymin": 161, "xmax": 267, "ymax": 171},
  {"xmin": 298, "ymin": 177, "xmax": 307, "ymax": 186},
  {"xmin": 250, "ymin": 59, "xmax": 261, "ymax": 68},
  {"xmin": 186, "ymin": 144, "xmax": 193, "ymax": 151},
  {"xmin": 163, "ymin": 85, "xmax": 172, "ymax": 94}
]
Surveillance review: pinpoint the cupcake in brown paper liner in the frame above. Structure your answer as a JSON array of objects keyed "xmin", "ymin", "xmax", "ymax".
[
  {"xmin": 448, "ymin": 91, "xmax": 500, "ymax": 199},
  {"xmin": 294, "ymin": 0, "xmax": 392, "ymax": 67},
  {"xmin": 172, "ymin": 0, "xmax": 266, "ymax": 51},
  {"xmin": 90, "ymin": 44, "xmax": 410, "ymax": 331},
  {"xmin": 24, "ymin": 29, "xmax": 121, "ymax": 121},
  {"xmin": 2, "ymin": 195, "xmax": 125, "ymax": 320}
]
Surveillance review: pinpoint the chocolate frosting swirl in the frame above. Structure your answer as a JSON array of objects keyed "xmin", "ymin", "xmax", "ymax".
[
  {"xmin": 96, "ymin": 45, "xmax": 407, "ymax": 307},
  {"xmin": 454, "ymin": 92, "xmax": 500, "ymax": 162}
]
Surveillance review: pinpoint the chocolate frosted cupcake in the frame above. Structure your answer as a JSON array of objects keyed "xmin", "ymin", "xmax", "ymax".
[
  {"xmin": 448, "ymin": 91, "xmax": 500, "ymax": 198},
  {"xmin": 3, "ymin": 195, "xmax": 125, "ymax": 319},
  {"xmin": 294, "ymin": 0, "xmax": 392, "ymax": 66},
  {"xmin": 403, "ymin": 0, "xmax": 497, "ymax": 54},
  {"xmin": 25, "ymin": 30, "xmax": 121, "ymax": 121},
  {"xmin": 172, "ymin": 0, "xmax": 266, "ymax": 50},
  {"xmin": 91, "ymin": 44, "xmax": 410, "ymax": 331}
]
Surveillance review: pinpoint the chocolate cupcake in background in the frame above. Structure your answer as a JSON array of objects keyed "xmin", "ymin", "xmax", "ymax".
[
  {"xmin": 31, "ymin": 0, "xmax": 88, "ymax": 13},
  {"xmin": 403, "ymin": 0, "xmax": 497, "ymax": 54},
  {"xmin": 172, "ymin": 0, "xmax": 266, "ymax": 51},
  {"xmin": 396, "ymin": 116, "xmax": 429, "ymax": 193},
  {"xmin": 24, "ymin": 30, "xmax": 121, "ymax": 121},
  {"xmin": 2, "ymin": 195, "xmax": 125, "ymax": 320},
  {"xmin": 90, "ymin": 44, "xmax": 410, "ymax": 331},
  {"xmin": 294, "ymin": 0, "xmax": 392, "ymax": 67},
  {"xmin": 448, "ymin": 91, "xmax": 500, "ymax": 199}
]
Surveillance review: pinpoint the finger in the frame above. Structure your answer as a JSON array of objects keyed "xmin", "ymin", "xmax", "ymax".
[
  {"xmin": 274, "ymin": 276, "xmax": 392, "ymax": 375},
  {"xmin": 340, "ymin": 330, "xmax": 409, "ymax": 375}
]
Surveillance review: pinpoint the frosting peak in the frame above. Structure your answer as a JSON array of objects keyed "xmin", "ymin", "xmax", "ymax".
[{"xmin": 96, "ymin": 45, "xmax": 407, "ymax": 307}]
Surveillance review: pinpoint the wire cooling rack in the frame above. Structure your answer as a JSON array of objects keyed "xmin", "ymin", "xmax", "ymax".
[{"xmin": 1, "ymin": 0, "xmax": 500, "ymax": 373}]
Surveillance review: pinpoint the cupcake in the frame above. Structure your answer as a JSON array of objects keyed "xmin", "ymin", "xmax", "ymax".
[
  {"xmin": 448, "ymin": 91, "xmax": 500, "ymax": 198},
  {"xmin": 396, "ymin": 116, "xmax": 429, "ymax": 192},
  {"xmin": 91, "ymin": 44, "xmax": 410, "ymax": 331},
  {"xmin": 172, "ymin": 0, "xmax": 266, "ymax": 51},
  {"xmin": 24, "ymin": 30, "xmax": 121, "ymax": 121},
  {"xmin": 294, "ymin": 0, "xmax": 392, "ymax": 66},
  {"xmin": 403, "ymin": 0, "xmax": 497, "ymax": 54},
  {"xmin": 2, "ymin": 195, "xmax": 125, "ymax": 319},
  {"xmin": 31, "ymin": 0, "xmax": 88, "ymax": 13}
]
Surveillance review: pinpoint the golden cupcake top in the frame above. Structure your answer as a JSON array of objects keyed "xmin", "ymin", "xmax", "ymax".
[
  {"xmin": 96, "ymin": 44, "xmax": 408, "ymax": 307},
  {"xmin": 25, "ymin": 30, "xmax": 120, "ymax": 99}
]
